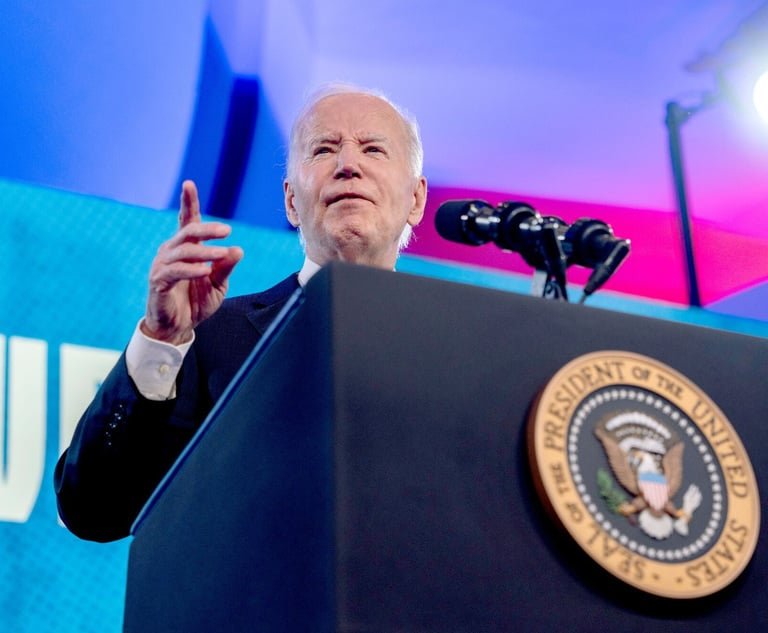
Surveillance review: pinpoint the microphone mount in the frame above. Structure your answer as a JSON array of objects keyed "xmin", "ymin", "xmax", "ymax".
[{"xmin": 434, "ymin": 199, "xmax": 630, "ymax": 302}]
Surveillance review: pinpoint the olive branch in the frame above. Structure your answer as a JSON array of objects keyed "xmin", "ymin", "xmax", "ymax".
[{"xmin": 597, "ymin": 468, "xmax": 627, "ymax": 514}]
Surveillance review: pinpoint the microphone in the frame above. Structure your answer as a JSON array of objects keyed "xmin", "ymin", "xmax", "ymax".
[
  {"xmin": 434, "ymin": 199, "xmax": 539, "ymax": 252},
  {"xmin": 565, "ymin": 218, "xmax": 631, "ymax": 301},
  {"xmin": 435, "ymin": 199, "xmax": 557, "ymax": 273},
  {"xmin": 434, "ymin": 199, "xmax": 630, "ymax": 300}
]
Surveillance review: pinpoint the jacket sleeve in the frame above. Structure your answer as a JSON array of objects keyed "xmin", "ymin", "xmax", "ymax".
[{"xmin": 54, "ymin": 349, "xmax": 208, "ymax": 542}]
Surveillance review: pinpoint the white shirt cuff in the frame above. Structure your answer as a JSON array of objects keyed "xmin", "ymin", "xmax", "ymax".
[{"xmin": 125, "ymin": 319, "xmax": 194, "ymax": 401}]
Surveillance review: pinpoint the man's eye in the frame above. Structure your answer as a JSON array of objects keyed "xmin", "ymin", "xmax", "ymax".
[
  {"xmin": 365, "ymin": 146, "xmax": 384, "ymax": 154},
  {"xmin": 313, "ymin": 146, "xmax": 332, "ymax": 156}
]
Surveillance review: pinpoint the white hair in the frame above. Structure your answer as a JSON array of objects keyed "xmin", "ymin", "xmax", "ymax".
[{"xmin": 285, "ymin": 83, "xmax": 424, "ymax": 251}]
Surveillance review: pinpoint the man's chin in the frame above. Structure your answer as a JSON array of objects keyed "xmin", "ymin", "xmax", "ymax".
[
  {"xmin": 331, "ymin": 232, "xmax": 371, "ymax": 258},
  {"xmin": 325, "ymin": 231, "xmax": 390, "ymax": 266}
]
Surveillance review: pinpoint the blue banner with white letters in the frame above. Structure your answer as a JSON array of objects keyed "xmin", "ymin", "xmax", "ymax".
[{"xmin": 0, "ymin": 179, "xmax": 304, "ymax": 631}]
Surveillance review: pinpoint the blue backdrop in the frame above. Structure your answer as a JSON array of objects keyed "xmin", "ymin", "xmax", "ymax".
[{"xmin": 1, "ymin": 178, "xmax": 766, "ymax": 630}]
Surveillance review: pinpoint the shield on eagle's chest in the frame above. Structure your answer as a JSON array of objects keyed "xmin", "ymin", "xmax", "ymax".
[{"xmin": 638, "ymin": 471, "xmax": 669, "ymax": 512}]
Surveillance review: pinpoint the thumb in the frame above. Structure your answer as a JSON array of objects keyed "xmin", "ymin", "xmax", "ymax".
[{"xmin": 210, "ymin": 246, "xmax": 244, "ymax": 290}]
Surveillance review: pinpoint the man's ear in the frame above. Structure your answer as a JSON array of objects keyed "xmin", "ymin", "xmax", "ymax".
[
  {"xmin": 284, "ymin": 180, "xmax": 300, "ymax": 227},
  {"xmin": 407, "ymin": 176, "xmax": 428, "ymax": 227}
]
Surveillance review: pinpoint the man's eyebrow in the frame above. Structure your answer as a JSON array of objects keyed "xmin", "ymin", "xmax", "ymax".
[
  {"xmin": 307, "ymin": 134, "xmax": 341, "ymax": 146},
  {"xmin": 305, "ymin": 133, "xmax": 390, "ymax": 148},
  {"xmin": 360, "ymin": 135, "xmax": 389, "ymax": 144}
]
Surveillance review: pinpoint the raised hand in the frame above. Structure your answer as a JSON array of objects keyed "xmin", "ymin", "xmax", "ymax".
[{"xmin": 141, "ymin": 180, "xmax": 243, "ymax": 344}]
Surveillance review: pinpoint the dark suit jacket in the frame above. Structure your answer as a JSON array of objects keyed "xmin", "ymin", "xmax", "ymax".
[{"xmin": 54, "ymin": 274, "xmax": 301, "ymax": 542}]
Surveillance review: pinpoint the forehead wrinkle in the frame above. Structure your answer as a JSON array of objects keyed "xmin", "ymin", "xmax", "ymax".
[
  {"xmin": 302, "ymin": 129, "xmax": 395, "ymax": 157},
  {"xmin": 301, "ymin": 101, "xmax": 403, "ymax": 141},
  {"xmin": 287, "ymin": 88, "xmax": 422, "ymax": 180}
]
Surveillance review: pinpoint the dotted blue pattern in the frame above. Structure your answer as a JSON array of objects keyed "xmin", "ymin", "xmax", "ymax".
[
  {"xmin": 0, "ymin": 178, "xmax": 765, "ymax": 632},
  {"xmin": 0, "ymin": 179, "xmax": 303, "ymax": 632}
]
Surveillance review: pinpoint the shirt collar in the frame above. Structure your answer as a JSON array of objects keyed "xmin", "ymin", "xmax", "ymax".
[
  {"xmin": 297, "ymin": 256, "xmax": 399, "ymax": 287},
  {"xmin": 297, "ymin": 257, "xmax": 323, "ymax": 287}
]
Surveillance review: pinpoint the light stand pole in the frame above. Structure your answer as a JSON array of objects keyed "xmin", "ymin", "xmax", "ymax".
[
  {"xmin": 666, "ymin": 5, "xmax": 768, "ymax": 307},
  {"xmin": 664, "ymin": 100, "xmax": 704, "ymax": 307}
]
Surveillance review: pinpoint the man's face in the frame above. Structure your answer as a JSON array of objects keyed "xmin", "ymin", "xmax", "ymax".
[{"xmin": 284, "ymin": 93, "xmax": 427, "ymax": 268}]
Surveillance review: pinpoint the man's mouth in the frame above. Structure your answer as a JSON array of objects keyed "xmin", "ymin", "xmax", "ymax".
[{"xmin": 327, "ymin": 193, "xmax": 370, "ymax": 205}]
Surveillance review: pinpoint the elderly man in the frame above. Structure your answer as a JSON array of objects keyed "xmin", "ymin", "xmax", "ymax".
[{"xmin": 54, "ymin": 85, "xmax": 428, "ymax": 542}]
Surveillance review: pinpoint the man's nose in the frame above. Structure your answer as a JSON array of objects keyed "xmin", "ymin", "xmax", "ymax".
[{"xmin": 334, "ymin": 144, "xmax": 362, "ymax": 179}]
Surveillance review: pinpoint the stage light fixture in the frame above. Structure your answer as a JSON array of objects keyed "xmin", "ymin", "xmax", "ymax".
[
  {"xmin": 666, "ymin": 5, "xmax": 768, "ymax": 307},
  {"xmin": 753, "ymin": 69, "xmax": 768, "ymax": 123}
]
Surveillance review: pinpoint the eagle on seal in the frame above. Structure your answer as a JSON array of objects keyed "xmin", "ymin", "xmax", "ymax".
[{"xmin": 594, "ymin": 411, "xmax": 701, "ymax": 539}]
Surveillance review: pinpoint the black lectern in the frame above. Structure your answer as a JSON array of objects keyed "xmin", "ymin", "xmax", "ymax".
[{"xmin": 124, "ymin": 264, "xmax": 767, "ymax": 632}]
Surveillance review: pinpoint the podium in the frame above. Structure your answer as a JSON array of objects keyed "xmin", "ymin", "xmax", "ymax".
[{"xmin": 124, "ymin": 264, "xmax": 767, "ymax": 632}]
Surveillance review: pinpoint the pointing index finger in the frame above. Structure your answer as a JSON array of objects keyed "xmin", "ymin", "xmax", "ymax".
[{"xmin": 179, "ymin": 180, "xmax": 201, "ymax": 228}]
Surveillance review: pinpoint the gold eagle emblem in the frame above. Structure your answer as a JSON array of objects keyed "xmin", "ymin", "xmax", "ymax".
[{"xmin": 594, "ymin": 412, "xmax": 701, "ymax": 539}]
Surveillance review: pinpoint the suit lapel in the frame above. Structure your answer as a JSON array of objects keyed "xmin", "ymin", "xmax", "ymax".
[{"xmin": 245, "ymin": 274, "xmax": 301, "ymax": 335}]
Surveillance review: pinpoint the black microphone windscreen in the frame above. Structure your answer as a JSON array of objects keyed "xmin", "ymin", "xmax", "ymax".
[{"xmin": 434, "ymin": 200, "xmax": 483, "ymax": 244}]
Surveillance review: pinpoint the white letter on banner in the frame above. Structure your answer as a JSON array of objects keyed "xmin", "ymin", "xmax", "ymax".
[
  {"xmin": 59, "ymin": 343, "xmax": 120, "ymax": 456},
  {"xmin": 0, "ymin": 336, "xmax": 47, "ymax": 522}
]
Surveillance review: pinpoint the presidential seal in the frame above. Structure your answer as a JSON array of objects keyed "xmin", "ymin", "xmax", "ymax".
[{"xmin": 527, "ymin": 351, "xmax": 760, "ymax": 599}]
